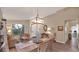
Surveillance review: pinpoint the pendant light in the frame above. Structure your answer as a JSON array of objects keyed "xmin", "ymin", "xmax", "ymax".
[{"xmin": 31, "ymin": 8, "xmax": 44, "ymax": 24}]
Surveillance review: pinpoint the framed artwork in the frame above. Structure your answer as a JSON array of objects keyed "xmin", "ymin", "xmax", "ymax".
[{"xmin": 58, "ymin": 26, "xmax": 63, "ymax": 31}]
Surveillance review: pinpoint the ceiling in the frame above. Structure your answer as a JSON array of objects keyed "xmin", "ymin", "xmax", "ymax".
[{"xmin": 1, "ymin": 7, "xmax": 65, "ymax": 20}]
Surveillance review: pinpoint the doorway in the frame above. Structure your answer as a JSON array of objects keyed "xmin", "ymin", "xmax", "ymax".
[{"xmin": 65, "ymin": 20, "xmax": 78, "ymax": 48}]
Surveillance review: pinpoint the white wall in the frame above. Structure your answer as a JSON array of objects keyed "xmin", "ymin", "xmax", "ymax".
[{"xmin": 44, "ymin": 8, "xmax": 79, "ymax": 43}]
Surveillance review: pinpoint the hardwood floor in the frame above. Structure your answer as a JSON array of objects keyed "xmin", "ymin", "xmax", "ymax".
[
  {"xmin": 9, "ymin": 47, "xmax": 16, "ymax": 52},
  {"xmin": 9, "ymin": 39, "xmax": 79, "ymax": 52},
  {"xmin": 52, "ymin": 39, "xmax": 79, "ymax": 52}
]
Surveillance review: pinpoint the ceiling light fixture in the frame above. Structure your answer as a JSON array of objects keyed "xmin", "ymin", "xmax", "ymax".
[{"xmin": 31, "ymin": 8, "xmax": 44, "ymax": 24}]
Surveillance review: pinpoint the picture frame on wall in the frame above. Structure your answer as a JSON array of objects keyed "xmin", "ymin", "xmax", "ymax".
[{"xmin": 58, "ymin": 26, "xmax": 63, "ymax": 31}]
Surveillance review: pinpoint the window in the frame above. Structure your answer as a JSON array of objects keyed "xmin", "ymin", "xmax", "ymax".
[{"xmin": 12, "ymin": 24, "xmax": 24, "ymax": 35}]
